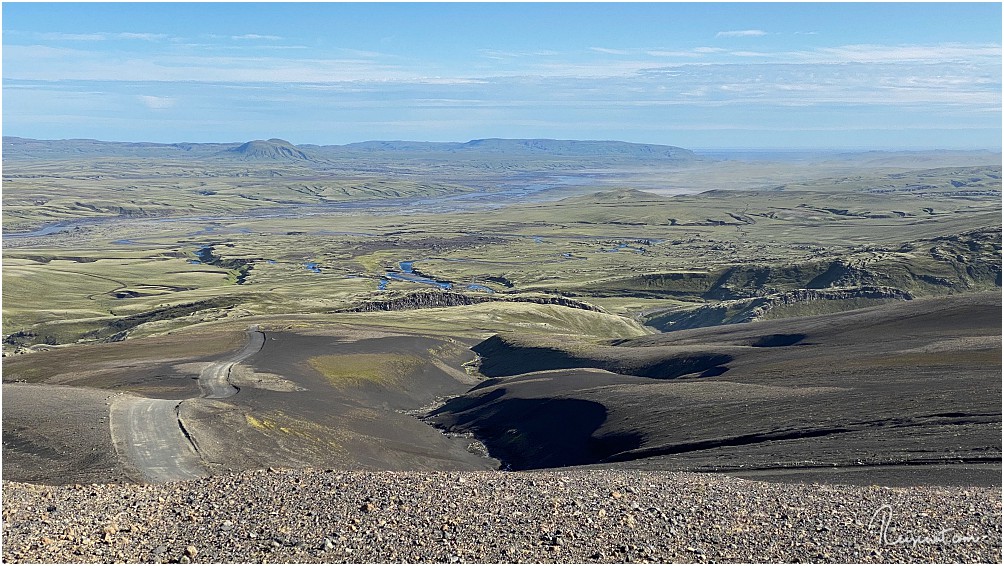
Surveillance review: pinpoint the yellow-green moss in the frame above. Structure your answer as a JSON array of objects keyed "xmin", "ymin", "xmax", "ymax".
[{"xmin": 307, "ymin": 353, "xmax": 424, "ymax": 386}]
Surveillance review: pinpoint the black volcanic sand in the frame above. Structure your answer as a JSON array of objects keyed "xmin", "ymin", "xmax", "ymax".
[
  {"xmin": 2, "ymin": 329, "xmax": 249, "ymax": 485},
  {"xmin": 1, "ymin": 384, "xmax": 136, "ymax": 484},
  {"xmin": 2, "ymin": 325, "xmax": 497, "ymax": 486},
  {"xmin": 428, "ymin": 293, "xmax": 1002, "ymax": 486},
  {"xmin": 175, "ymin": 329, "xmax": 499, "ymax": 475},
  {"xmin": 1, "ymin": 330, "xmax": 248, "ymax": 399},
  {"xmin": 4, "ymin": 294, "xmax": 1000, "ymax": 488}
]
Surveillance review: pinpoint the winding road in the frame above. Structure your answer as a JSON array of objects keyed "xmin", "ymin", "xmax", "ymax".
[
  {"xmin": 199, "ymin": 327, "xmax": 265, "ymax": 398},
  {"xmin": 109, "ymin": 326, "xmax": 265, "ymax": 483}
]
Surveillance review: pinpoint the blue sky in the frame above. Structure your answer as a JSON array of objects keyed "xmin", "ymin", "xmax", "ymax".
[{"xmin": 3, "ymin": 2, "xmax": 1001, "ymax": 149}]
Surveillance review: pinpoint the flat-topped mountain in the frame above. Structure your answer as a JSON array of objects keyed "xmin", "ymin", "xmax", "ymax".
[
  {"xmin": 336, "ymin": 138, "xmax": 698, "ymax": 161},
  {"xmin": 2, "ymin": 136, "xmax": 701, "ymax": 163},
  {"xmin": 462, "ymin": 138, "xmax": 694, "ymax": 159},
  {"xmin": 1, "ymin": 137, "xmax": 231, "ymax": 159}
]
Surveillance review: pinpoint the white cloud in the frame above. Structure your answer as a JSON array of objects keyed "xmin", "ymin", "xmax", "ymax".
[
  {"xmin": 118, "ymin": 33, "xmax": 168, "ymax": 41},
  {"xmin": 38, "ymin": 32, "xmax": 109, "ymax": 41},
  {"xmin": 645, "ymin": 50, "xmax": 703, "ymax": 58},
  {"xmin": 591, "ymin": 47, "xmax": 630, "ymax": 55},
  {"xmin": 809, "ymin": 43, "xmax": 1001, "ymax": 64},
  {"xmin": 35, "ymin": 31, "xmax": 168, "ymax": 41},
  {"xmin": 231, "ymin": 34, "xmax": 282, "ymax": 41},
  {"xmin": 716, "ymin": 30, "xmax": 767, "ymax": 38},
  {"xmin": 138, "ymin": 95, "xmax": 176, "ymax": 110}
]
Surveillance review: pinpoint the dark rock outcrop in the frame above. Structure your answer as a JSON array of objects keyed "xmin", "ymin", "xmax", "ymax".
[{"xmin": 341, "ymin": 291, "xmax": 605, "ymax": 314}]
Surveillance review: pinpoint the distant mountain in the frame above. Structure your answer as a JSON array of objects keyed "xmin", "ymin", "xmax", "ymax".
[
  {"xmin": 334, "ymin": 138, "xmax": 698, "ymax": 161},
  {"xmin": 334, "ymin": 140, "xmax": 467, "ymax": 152},
  {"xmin": 461, "ymin": 138, "xmax": 695, "ymax": 159},
  {"xmin": 1, "ymin": 137, "xmax": 231, "ymax": 159},
  {"xmin": 224, "ymin": 138, "xmax": 314, "ymax": 161},
  {"xmin": 2, "ymin": 136, "xmax": 701, "ymax": 164}
]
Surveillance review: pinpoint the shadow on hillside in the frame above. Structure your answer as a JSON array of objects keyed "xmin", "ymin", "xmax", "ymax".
[{"xmin": 429, "ymin": 395, "xmax": 640, "ymax": 470}]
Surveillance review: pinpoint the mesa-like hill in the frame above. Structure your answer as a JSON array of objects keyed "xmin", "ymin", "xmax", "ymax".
[
  {"xmin": 338, "ymin": 138, "xmax": 697, "ymax": 160},
  {"xmin": 1, "ymin": 136, "xmax": 703, "ymax": 164}
]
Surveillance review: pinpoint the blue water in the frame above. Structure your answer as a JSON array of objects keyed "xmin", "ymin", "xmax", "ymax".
[
  {"xmin": 386, "ymin": 272, "xmax": 452, "ymax": 289},
  {"xmin": 266, "ymin": 259, "xmax": 277, "ymax": 264},
  {"xmin": 466, "ymin": 284, "xmax": 494, "ymax": 293},
  {"xmin": 305, "ymin": 262, "xmax": 321, "ymax": 273},
  {"xmin": 603, "ymin": 243, "xmax": 646, "ymax": 253},
  {"xmin": 377, "ymin": 260, "xmax": 454, "ymax": 290},
  {"xmin": 532, "ymin": 236, "xmax": 544, "ymax": 244},
  {"xmin": 194, "ymin": 245, "xmax": 214, "ymax": 263},
  {"xmin": 187, "ymin": 260, "xmax": 201, "ymax": 264}
]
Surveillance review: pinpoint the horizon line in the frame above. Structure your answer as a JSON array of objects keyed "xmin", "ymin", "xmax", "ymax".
[{"xmin": 4, "ymin": 135, "xmax": 1001, "ymax": 154}]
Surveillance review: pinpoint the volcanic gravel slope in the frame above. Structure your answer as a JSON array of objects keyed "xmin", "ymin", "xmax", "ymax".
[
  {"xmin": 429, "ymin": 293, "xmax": 1002, "ymax": 485},
  {"xmin": 2, "ymin": 469, "xmax": 1001, "ymax": 564}
]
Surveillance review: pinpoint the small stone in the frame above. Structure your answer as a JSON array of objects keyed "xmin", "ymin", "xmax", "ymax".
[
  {"xmin": 184, "ymin": 545, "xmax": 198, "ymax": 559},
  {"xmin": 180, "ymin": 556, "xmax": 191, "ymax": 564},
  {"xmin": 221, "ymin": 520, "xmax": 234, "ymax": 531},
  {"xmin": 611, "ymin": 491, "xmax": 623, "ymax": 499},
  {"xmin": 360, "ymin": 503, "xmax": 376, "ymax": 513},
  {"xmin": 322, "ymin": 538, "xmax": 335, "ymax": 551}
]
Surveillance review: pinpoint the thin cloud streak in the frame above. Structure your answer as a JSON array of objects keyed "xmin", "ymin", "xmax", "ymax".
[
  {"xmin": 590, "ymin": 47, "xmax": 631, "ymax": 55},
  {"xmin": 231, "ymin": 34, "xmax": 281, "ymax": 41},
  {"xmin": 716, "ymin": 30, "xmax": 768, "ymax": 38},
  {"xmin": 35, "ymin": 31, "xmax": 169, "ymax": 41}
]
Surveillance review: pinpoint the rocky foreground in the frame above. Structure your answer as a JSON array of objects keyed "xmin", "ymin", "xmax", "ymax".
[{"xmin": 2, "ymin": 469, "xmax": 1001, "ymax": 564}]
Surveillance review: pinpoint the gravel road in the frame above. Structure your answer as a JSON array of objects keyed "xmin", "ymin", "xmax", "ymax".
[
  {"xmin": 3, "ymin": 469, "xmax": 1000, "ymax": 564},
  {"xmin": 108, "ymin": 398, "xmax": 204, "ymax": 484},
  {"xmin": 106, "ymin": 328, "xmax": 265, "ymax": 483},
  {"xmin": 198, "ymin": 328, "xmax": 264, "ymax": 400}
]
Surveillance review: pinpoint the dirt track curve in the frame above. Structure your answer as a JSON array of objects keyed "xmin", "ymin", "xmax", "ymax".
[{"xmin": 108, "ymin": 327, "xmax": 265, "ymax": 483}]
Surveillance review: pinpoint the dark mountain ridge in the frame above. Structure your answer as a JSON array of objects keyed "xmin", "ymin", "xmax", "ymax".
[{"xmin": 2, "ymin": 136, "xmax": 700, "ymax": 163}]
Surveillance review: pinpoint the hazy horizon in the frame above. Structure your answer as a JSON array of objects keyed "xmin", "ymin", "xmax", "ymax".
[
  {"xmin": 5, "ymin": 134, "xmax": 1002, "ymax": 154},
  {"xmin": 3, "ymin": 3, "xmax": 1001, "ymax": 150}
]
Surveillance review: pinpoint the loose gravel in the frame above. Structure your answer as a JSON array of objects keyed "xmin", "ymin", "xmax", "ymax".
[{"xmin": 2, "ymin": 469, "xmax": 1000, "ymax": 563}]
